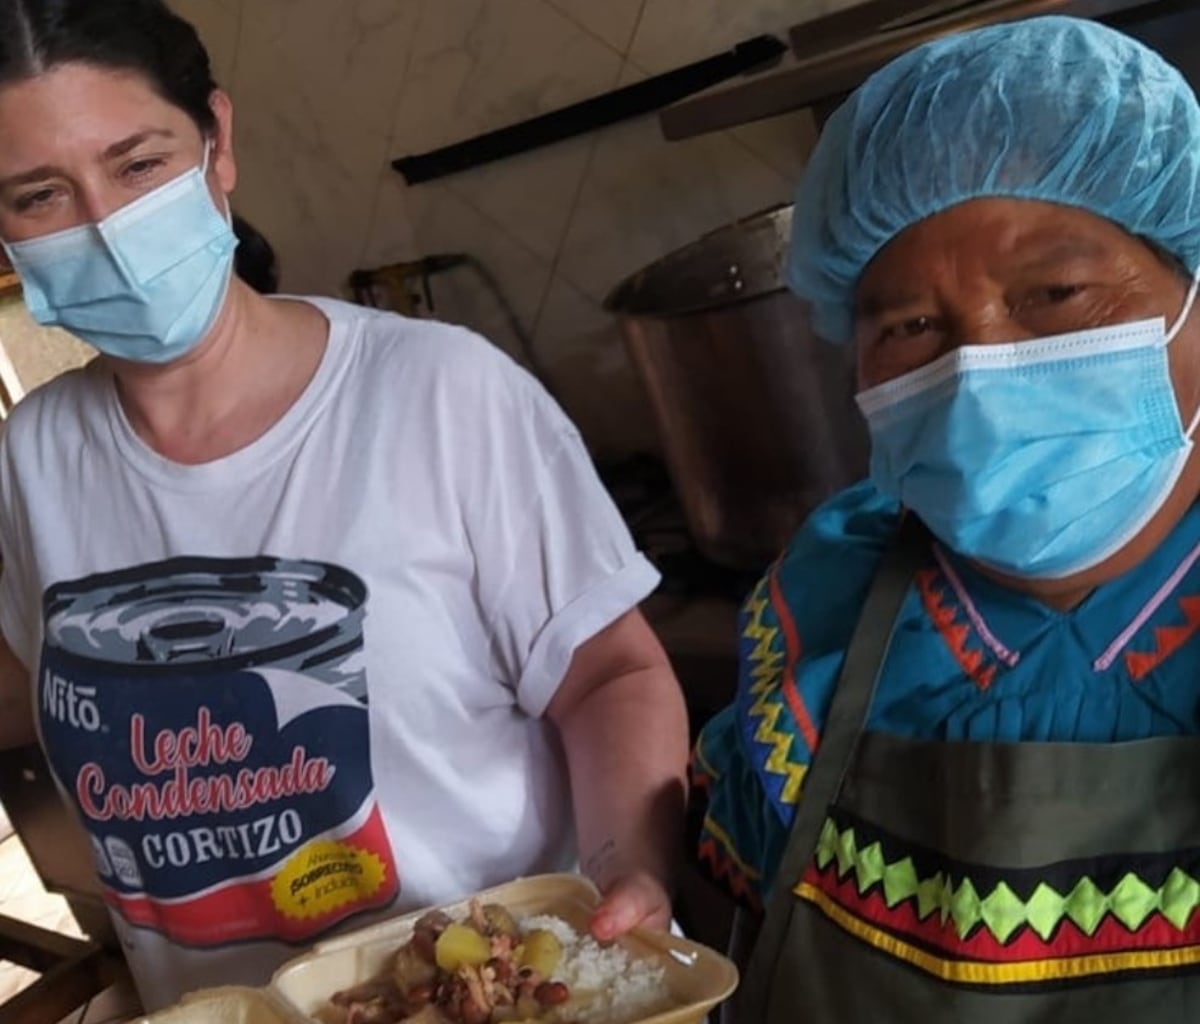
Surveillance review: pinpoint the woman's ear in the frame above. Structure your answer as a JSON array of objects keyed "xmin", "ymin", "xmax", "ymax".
[{"xmin": 208, "ymin": 89, "xmax": 237, "ymax": 194}]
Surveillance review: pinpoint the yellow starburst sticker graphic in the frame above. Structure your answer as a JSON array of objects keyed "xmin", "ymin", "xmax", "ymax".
[{"xmin": 271, "ymin": 840, "xmax": 388, "ymax": 921}]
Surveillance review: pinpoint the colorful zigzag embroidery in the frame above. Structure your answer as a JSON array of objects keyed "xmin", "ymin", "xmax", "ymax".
[{"xmin": 738, "ymin": 573, "xmax": 810, "ymax": 809}]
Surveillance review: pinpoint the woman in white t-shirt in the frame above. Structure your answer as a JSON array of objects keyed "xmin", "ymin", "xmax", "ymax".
[{"xmin": 0, "ymin": 0, "xmax": 689, "ymax": 1010}]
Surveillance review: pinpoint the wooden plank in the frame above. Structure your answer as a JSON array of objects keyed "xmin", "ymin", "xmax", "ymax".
[
  {"xmin": 0, "ymin": 948, "xmax": 117, "ymax": 1024},
  {"xmin": 0, "ymin": 746, "xmax": 103, "ymax": 901},
  {"xmin": 0, "ymin": 272, "xmax": 27, "ymax": 414},
  {"xmin": 0, "ymin": 914, "xmax": 119, "ymax": 1024},
  {"xmin": 789, "ymin": 0, "xmax": 976, "ymax": 60},
  {"xmin": 660, "ymin": 63, "xmax": 846, "ymax": 140},
  {"xmin": 0, "ymin": 340, "xmax": 25, "ymax": 413},
  {"xmin": 660, "ymin": 0, "xmax": 1168, "ymax": 140},
  {"xmin": 0, "ymin": 914, "xmax": 93, "ymax": 971}
]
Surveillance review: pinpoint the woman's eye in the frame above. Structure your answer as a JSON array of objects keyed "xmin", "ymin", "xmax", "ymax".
[
  {"xmin": 14, "ymin": 188, "xmax": 57, "ymax": 212},
  {"xmin": 123, "ymin": 157, "xmax": 167, "ymax": 181}
]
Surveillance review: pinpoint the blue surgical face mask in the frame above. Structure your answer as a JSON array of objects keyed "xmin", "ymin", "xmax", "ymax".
[
  {"xmin": 2, "ymin": 146, "xmax": 238, "ymax": 364},
  {"xmin": 857, "ymin": 273, "xmax": 1200, "ymax": 579}
]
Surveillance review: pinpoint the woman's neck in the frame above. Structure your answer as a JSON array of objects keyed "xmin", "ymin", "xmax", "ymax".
[{"xmin": 111, "ymin": 283, "xmax": 329, "ymax": 465}]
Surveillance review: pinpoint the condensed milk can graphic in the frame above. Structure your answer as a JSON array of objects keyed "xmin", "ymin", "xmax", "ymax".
[{"xmin": 39, "ymin": 556, "xmax": 399, "ymax": 947}]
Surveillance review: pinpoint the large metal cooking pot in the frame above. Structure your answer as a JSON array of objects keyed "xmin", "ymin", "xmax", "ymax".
[{"xmin": 606, "ymin": 205, "xmax": 868, "ymax": 571}]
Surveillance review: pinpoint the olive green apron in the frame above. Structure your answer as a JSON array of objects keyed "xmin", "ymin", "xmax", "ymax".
[{"xmin": 740, "ymin": 522, "xmax": 1200, "ymax": 1023}]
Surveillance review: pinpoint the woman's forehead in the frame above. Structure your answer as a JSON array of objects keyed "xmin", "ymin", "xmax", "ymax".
[{"xmin": 0, "ymin": 63, "xmax": 188, "ymax": 157}]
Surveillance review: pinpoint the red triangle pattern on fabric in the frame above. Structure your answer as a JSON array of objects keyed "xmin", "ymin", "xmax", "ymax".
[
  {"xmin": 915, "ymin": 568, "xmax": 998, "ymax": 691},
  {"xmin": 698, "ymin": 837, "xmax": 763, "ymax": 913},
  {"xmin": 1123, "ymin": 595, "xmax": 1200, "ymax": 681}
]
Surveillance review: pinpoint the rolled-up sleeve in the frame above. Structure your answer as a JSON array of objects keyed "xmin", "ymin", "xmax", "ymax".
[{"xmin": 468, "ymin": 375, "xmax": 660, "ymax": 717}]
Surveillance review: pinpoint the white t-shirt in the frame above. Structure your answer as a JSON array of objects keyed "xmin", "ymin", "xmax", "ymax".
[{"xmin": 0, "ymin": 298, "xmax": 660, "ymax": 1010}]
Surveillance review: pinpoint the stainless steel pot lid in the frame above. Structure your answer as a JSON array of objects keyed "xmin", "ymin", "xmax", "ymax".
[{"xmin": 604, "ymin": 204, "xmax": 793, "ymax": 318}]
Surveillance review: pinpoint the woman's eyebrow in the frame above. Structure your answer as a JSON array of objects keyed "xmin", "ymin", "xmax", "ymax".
[
  {"xmin": 0, "ymin": 163, "xmax": 64, "ymax": 189},
  {"xmin": 0, "ymin": 129, "xmax": 178, "ymax": 191},
  {"xmin": 103, "ymin": 128, "xmax": 176, "ymax": 160}
]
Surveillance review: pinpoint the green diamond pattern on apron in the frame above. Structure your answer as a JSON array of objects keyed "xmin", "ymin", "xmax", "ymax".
[{"xmin": 808, "ymin": 813, "xmax": 1200, "ymax": 944}]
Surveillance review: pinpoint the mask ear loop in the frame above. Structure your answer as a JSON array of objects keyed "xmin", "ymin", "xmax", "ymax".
[
  {"xmin": 199, "ymin": 138, "xmax": 234, "ymax": 227},
  {"xmin": 1167, "ymin": 267, "xmax": 1200, "ymax": 344},
  {"xmin": 1171, "ymin": 267, "xmax": 1200, "ymax": 437}
]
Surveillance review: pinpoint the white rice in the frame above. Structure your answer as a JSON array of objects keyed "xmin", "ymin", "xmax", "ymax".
[{"xmin": 519, "ymin": 915, "xmax": 671, "ymax": 1024}]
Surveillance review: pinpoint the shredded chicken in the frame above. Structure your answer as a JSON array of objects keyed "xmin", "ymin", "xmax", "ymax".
[{"xmin": 326, "ymin": 900, "xmax": 575, "ymax": 1024}]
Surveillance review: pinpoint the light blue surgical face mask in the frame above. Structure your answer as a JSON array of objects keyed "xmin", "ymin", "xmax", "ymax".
[
  {"xmin": 2, "ymin": 146, "xmax": 238, "ymax": 364},
  {"xmin": 857, "ymin": 273, "xmax": 1200, "ymax": 579}
]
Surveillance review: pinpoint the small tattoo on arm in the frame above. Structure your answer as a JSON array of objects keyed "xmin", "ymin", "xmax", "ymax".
[{"xmin": 584, "ymin": 838, "xmax": 618, "ymax": 882}]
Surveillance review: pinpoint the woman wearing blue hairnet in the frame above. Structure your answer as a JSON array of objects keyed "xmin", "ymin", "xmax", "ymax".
[{"xmin": 694, "ymin": 15, "xmax": 1200, "ymax": 1023}]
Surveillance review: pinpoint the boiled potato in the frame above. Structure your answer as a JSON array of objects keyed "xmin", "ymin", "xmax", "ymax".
[
  {"xmin": 435, "ymin": 922, "xmax": 492, "ymax": 971},
  {"xmin": 518, "ymin": 929, "xmax": 563, "ymax": 978}
]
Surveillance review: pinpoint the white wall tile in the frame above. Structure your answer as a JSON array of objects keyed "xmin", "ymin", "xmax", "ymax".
[
  {"xmin": 555, "ymin": 66, "xmax": 792, "ymax": 304},
  {"xmin": 730, "ymin": 108, "xmax": 818, "ymax": 184},
  {"xmin": 359, "ymin": 169, "xmax": 421, "ymax": 270},
  {"xmin": 445, "ymin": 138, "xmax": 601, "ymax": 265},
  {"xmin": 230, "ymin": 0, "xmax": 421, "ymax": 296},
  {"xmin": 169, "ymin": 0, "xmax": 243, "ymax": 88},
  {"xmin": 629, "ymin": 0, "xmax": 830, "ymax": 74},
  {"xmin": 534, "ymin": 277, "xmax": 661, "ymax": 459},
  {"xmin": 542, "ymin": 0, "xmax": 646, "ymax": 52},
  {"xmin": 391, "ymin": 0, "xmax": 623, "ymax": 261},
  {"xmin": 379, "ymin": 185, "xmax": 555, "ymax": 372}
]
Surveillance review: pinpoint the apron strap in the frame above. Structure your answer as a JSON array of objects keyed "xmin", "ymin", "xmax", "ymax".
[{"xmin": 740, "ymin": 515, "xmax": 929, "ymax": 1022}]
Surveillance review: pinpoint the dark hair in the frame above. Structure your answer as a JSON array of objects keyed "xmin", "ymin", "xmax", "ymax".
[
  {"xmin": 0, "ymin": 0, "xmax": 218, "ymax": 135},
  {"xmin": 1141, "ymin": 235, "xmax": 1194, "ymax": 284},
  {"xmin": 232, "ymin": 216, "xmax": 280, "ymax": 295}
]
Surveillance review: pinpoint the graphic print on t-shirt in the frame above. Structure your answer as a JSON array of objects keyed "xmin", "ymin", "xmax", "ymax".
[{"xmin": 37, "ymin": 556, "xmax": 399, "ymax": 948}]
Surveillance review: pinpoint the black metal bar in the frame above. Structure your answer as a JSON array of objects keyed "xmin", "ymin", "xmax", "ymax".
[{"xmin": 393, "ymin": 35, "xmax": 787, "ymax": 185}]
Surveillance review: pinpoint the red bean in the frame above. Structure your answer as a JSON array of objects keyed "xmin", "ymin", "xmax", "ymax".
[{"xmin": 535, "ymin": 981, "xmax": 571, "ymax": 1006}]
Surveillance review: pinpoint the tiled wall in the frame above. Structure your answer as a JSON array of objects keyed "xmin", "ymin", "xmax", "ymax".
[{"xmin": 171, "ymin": 0, "xmax": 844, "ymax": 458}]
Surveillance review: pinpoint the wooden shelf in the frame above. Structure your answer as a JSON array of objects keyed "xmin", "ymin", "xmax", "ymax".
[
  {"xmin": 659, "ymin": 0, "xmax": 1171, "ymax": 140},
  {"xmin": 0, "ymin": 271, "xmax": 18, "ymax": 299}
]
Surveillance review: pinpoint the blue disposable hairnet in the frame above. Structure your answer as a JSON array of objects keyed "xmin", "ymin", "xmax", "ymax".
[{"xmin": 788, "ymin": 16, "xmax": 1200, "ymax": 344}]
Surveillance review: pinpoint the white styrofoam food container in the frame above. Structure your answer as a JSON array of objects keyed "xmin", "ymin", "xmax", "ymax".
[
  {"xmin": 135, "ymin": 986, "xmax": 307, "ymax": 1023},
  {"xmin": 270, "ymin": 873, "xmax": 739, "ymax": 1024}
]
